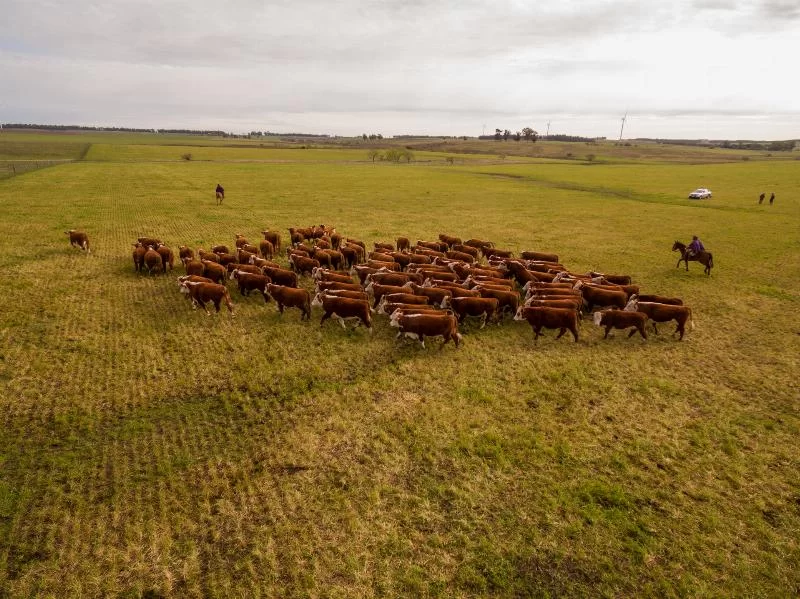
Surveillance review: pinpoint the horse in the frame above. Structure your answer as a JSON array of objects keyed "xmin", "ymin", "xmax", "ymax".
[
  {"xmin": 215, "ymin": 191, "xmax": 224, "ymax": 206},
  {"xmin": 672, "ymin": 241, "xmax": 713, "ymax": 275}
]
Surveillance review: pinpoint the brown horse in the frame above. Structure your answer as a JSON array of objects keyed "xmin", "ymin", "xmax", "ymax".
[{"xmin": 672, "ymin": 241, "xmax": 713, "ymax": 275}]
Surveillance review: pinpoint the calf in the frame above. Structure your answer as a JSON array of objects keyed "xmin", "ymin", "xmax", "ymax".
[
  {"xmin": 66, "ymin": 230, "xmax": 90, "ymax": 252},
  {"xmin": 624, "ymin": 299, "xmax": 694, "ymax": 340},
  {"xmin": 180, "ymin": 281, "xmax": 235, "ymax": 315},
  {"xmin": 514, "ymin": 306, "xmax": 580, "ymax": 342},
  {"xmin": 390, "ymin": 313, "xmax": 462, "ymax": 349},
  {"xmin": 231, "ymin": 270, "xmax": 271, "ymax": 303},
  {"xmin": 593, "ymin": 310, "xmax": 648, "ymax": 339},
  {"xmin": 317, "ymin": 295, "xmax": 372, "ymax": 330},
  {"xmin": 266, "ymin": 284, "xmax": 311, "ymax": 320},
  {"xmin": 442, "ymin": 296, "xmax": 499, "ymax": 328}
]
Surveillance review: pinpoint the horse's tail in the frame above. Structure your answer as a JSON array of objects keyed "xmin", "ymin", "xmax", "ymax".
[{"xmin": 708, "ymin": 253, "xmax": 713, "ymax": 269}]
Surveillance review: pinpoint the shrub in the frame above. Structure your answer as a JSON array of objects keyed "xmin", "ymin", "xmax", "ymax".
[{"xmin": 181, "ymin": 153, "xmax": 192, "ymax": 161}]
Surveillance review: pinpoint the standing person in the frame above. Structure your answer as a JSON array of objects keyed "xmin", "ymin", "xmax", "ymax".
[
  {"xmin": 759, "ymin": 192, "xmax": 765, "ymax": 204},
  {"xmin": 769, "ymin": 192, "xmax": 775, "ymax": 205},
  {"xmin": 215, "ymin": 183, "xmax": 225, "ymax": 205},
  {"xmin": 687, "ymin": 235, "xmax": 705, "ymax": 257}
]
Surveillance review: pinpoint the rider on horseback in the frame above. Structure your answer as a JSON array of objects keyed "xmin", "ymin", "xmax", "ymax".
[{"xmin": 687, "ymin": 235, "xmax": 705, "ymax": 257}]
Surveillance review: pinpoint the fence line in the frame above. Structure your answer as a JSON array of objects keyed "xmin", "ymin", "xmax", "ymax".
[{"xmin": 0, "ymin": 160, "xmax": 72, "ymax": 180}]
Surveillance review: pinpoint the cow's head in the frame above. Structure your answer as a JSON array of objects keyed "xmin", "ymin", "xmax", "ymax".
[
  {"xmin": 593, "ymin": 311, "xmax": 605, "ymax": 326},
  {"xmin": 623, "ymin": 296, "xmax": 638, "ymax": 311},
  {"xmin": 514, "ymin": 306, "xmax": 525, "ymax": 320},
  {"xmin": 311, "ymin": 293, "xmax": 325, "ymax": 307}
]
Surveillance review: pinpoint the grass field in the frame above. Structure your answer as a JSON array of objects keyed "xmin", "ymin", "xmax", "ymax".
[{"xmin": 0, "ymin": 132, "xmax": 798, "ymax": 597}]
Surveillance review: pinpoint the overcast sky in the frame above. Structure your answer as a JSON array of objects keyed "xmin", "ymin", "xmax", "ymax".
[{"xmin": 2, "ymin": 0, "xmax": 799, "ymax": 139}]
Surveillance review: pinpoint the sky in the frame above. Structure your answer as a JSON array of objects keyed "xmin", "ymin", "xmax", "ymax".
[{"xmin": 2, "ymin": 0, "xmax": 799, "ymax": 139}]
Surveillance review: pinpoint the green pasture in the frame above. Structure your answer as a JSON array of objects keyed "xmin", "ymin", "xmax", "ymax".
[{"xmin": 0, "ymin": 136, "xmax": 798, "ymax": 597}]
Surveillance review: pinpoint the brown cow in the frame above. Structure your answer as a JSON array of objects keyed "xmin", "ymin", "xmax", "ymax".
[
  {"xmin": 366, "ymin": 271, "xmax": 422, "ymax": 287},
  {"xmin": 463, "ymin": 238, "xmax": 494, "ymax": 250},
  {"xmin": 231, "ymin": 270, "xmax": 271, "ymax": 303},
  {"xmin": 452, "ymin": 244, "xmax": 479, "ymax": 258},
  {"xmin": 365, "ymin": 282, "xmax": 409, "ymax": 308},
  {"xmin": 184, "ymin": 259, "xmax": 204, "ymax": 276},
  {"xmin": 132, "ymin": 243, "xmax": 146, "ymax": 272},
  {"xmin": 438, "ymin": 234, "xmax": 462, "ymax": 248},
  {"xmin": 266, "ymin": 284, "xmax": 310, "ymax": 320},
  {"xmin": 138, "ymin": 236, "xmax": 162, "ymax": 249},
  {"xmin": 315, "ymin": 280, "xmax": 363, "ymax": 293},
  {"xmin": 312, "ymin": 290, "xmax": 368, "ymax": 303},
  {"xmin": 156, "ymin": 244, "xmax": 175, "ymax": 271},
  {"xmin": 144, "ymin": 247, "xmax": 163, "ymax": 274},
  {"xmin": 635, "ymin": 294, "xmax": 683, "ymax": 306},
  {"xmin": 313, "ymin": 268, "xmax": 353, "ymax": 284},
  {"xmin": 212, "ymin": 244, "xmax": 230, "ymax": 255},
  {"xmin": 380, "ymin": 293, "xmax": 430, "ymax": 307},
  {"xmin": 180, "ymin": 281, "xmax": 235, "ymax": 315},
  {"xmin": 475, "ymin": 286, "xmax": 520, "ymax": 316},
  {"xmin": 178, "ymin": 246, "xmax": 195, "ymax": 264},
  {"xmin": 404, "ymin": 282, "xmax": 453, "ymax": 307},
  {"xmin": 262, "ymin": 265, "xmax": 297, "ymax": 288},
  {"xmin": 589, "ymin": 272, "xmax": 632, "ymax": 285},
  {"xmin": 261, "ymin": 230, "xmax": 281, "ymax": 253},
  {"xmin": 594, "ymin": 309, "xmax": 648, "ymax": 339},
  {"xmin": 226, "ymin": 262, "xmax": 262, "ymax": 276},
  {"xmin": 198, "ymin": 249, "xmax": 220, "ymax": 263},
  {"xmin": 290, "ymin": 254, "xmax": 321, "ymax": 275},
  {"xmin": 625, "ymin": 299, "xmax": 693, "ymax": 339},
  {"xmin": 575, "ymin": 281, "xmax": 627, "ymax": 312},
  {"xmin": 234, "ymin": 234, "xmax": 249, "ymax": 249},
  {"xmin": 66, "ymin": 230, "xmax": 90, "ymax": 252},
  {"xmin": 442, "ymin": 296, "xmax": 499, "ymax": 328},
  {"xmin": 446, "ymin": 250, "xmax": 475, "ymax": 263},
  {"xmin": 317, "ymin": 295, "xmax": 372, "ymax": 330},
  {"xmin": 396, "ymin": 237, "xmax": 410, "ymax": 251},
  {"xmin": 201, "ymin": 260, "xmax": 226, "ymax": 283},
  {"xmin": 514, "ymin": 306, "xmax": 580, "ymax": 341},
  {"xmin": 390, "ymin": 312, "xmax": 462, "ymax": 349},
  {"xmin": 259, "ymin": 239, "xmax": 275, "ymax": 259},
  {"xmin": 521, "ymin": 250, "xmax": 559, "ymax": 262}
]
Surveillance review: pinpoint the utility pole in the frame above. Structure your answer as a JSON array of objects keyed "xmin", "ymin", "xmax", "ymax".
[{"xmin": 618, "ymin": 111, "xmax": 627, "ymax": 141}]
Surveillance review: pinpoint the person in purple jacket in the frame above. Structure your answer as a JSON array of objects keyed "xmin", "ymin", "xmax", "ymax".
[{"xmin": 687, "ymin": 235, "xmax": 705, "ymax": 257}]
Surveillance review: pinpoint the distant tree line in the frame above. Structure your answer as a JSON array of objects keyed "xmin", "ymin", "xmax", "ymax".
[
  {"xmin": 2, "ymin": 123, "xmax": 228, "ymax": 135},
  {"xmin": 478, "ymin": 128, "xmax": 539, "ymax": 142},
  {"xmin": 644, "ymin": 138, "xmax": 798, "ymax": 151},
  {"xmin": 362, "ymin": 133, "xmax": 384, "ymax": 140}
]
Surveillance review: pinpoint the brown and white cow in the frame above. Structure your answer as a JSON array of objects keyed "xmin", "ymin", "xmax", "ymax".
[
  {"xmin": 593, "ymin": 309, "xmax": 648, "ymax": 339},
  {"xmin": 180, "ymin": 281, "xmax": 235, "ymax": 315},
  {"xmin": 514, "ymin": 306, "xmax": 580, "ymax": 342},
  {"xmin": 265, "ymin": 284, "xmax": 311, "ymax": 320},
  {"xmin": 316, "ymin": 295, "xmax": 372, "ymax": 330},
  {"xmin": 231, "ymin": 270, "xmax": 271, "ymax": 303},
  {"xmin": 442, "ymin": 296, "xmax": 499, "ymax": 328},
  {"xmin": 390, "ymin": 312, "xmax": 462, "ymax": 349},
  {"xmin": 66, "ymin": 230, "xmax": 90, "ymax": 252},
  {"xmin": 624, "ymin": 298, "xmax": 694, "ymax": 340}
]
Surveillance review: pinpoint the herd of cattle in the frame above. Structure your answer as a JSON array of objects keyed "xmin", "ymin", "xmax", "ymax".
[{"xmin": 74, "ymin": 226, "xmax": 694, "ymax": 348}]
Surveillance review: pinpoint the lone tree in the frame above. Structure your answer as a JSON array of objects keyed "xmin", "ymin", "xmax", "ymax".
[
  {"xmin": 522, "ymin": 127, "xmax": 538, "ymax": 142},
  {"xmin": 367, "ymin": 149, "xmax": 382, "ymax": 162},
  {"xmin": 503, "ymin": 129, "xmax": 511, "ymax": 141},
  {"xmin": 494, "ymin": 128, "xmax": 502, "ymax": 141}
]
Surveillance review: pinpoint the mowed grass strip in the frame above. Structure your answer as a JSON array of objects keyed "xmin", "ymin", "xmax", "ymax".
[{"xmin": 0, "ymin": 150, "xmax": 798, "ymax": 597}]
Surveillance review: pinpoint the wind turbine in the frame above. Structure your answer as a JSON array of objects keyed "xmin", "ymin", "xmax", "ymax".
[
  {"xmin": 546, "ymin": 121, "xmax": 551, "ymax": 137},
  {"xmin": 618, "ymin": 110, "xmax": 628, "ymax": 141}
]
